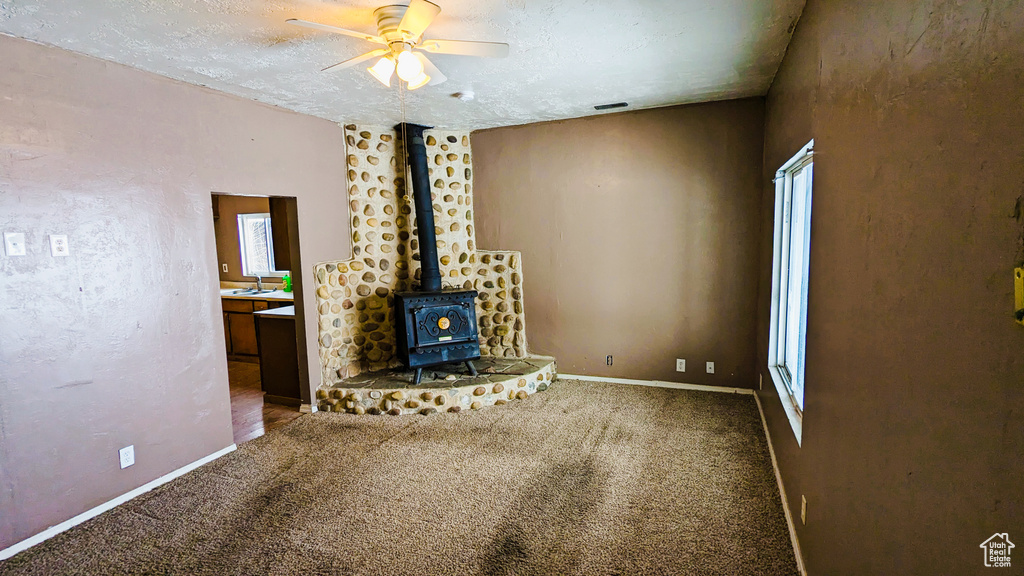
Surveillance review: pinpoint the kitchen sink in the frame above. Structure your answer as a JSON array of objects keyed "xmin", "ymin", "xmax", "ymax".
[{"xmin": 231, "ymin": 288, "xmax": 277, "ymax": 295}]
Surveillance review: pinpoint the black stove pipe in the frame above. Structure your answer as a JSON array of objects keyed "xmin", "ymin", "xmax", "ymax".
[{"xmin": 396, "ymin": 122, "xmax": 442, "ymax": 292}]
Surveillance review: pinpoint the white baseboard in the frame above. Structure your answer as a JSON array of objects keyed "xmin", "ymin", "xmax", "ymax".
[
  {"xmin": 754, "ymin": 393, "xmax": 807, "ymax": 576},
  {"xmin": 0, "ymin": 444, "xmax": 237, "ymax": 561},
  {"xmin": 559, "ymin": 373, "xmax": 754, "ymax": 395},
  {"xmin": 300, "ymin": 403, "xmax": 317, "ymax": 414}
]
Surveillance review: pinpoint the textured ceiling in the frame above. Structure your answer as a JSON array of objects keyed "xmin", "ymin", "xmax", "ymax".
[{"xmin": 0, "ymin": 0, "xmax": 805, "ymax": 130}]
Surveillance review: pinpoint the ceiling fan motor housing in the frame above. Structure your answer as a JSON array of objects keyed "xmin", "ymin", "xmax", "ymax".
[{"xmin": 374, "ymin": 5, "xmax": 417, "ymax": 43}]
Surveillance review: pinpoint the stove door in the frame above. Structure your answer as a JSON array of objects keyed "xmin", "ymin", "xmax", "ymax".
[{"xmin": 411, "ymin": 304, "xmax": 474, "ymax": 348}]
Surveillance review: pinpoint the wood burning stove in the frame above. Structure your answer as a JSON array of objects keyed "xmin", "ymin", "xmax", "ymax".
[{"xmin": 393, "ymin": 123, "xmax": 481, "ymax": 384}]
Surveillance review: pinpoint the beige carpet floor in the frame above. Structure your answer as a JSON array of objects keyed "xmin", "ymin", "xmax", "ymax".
[{"xmin": 0, "ymin": 379, "xmax": 798, "ymax": 576}]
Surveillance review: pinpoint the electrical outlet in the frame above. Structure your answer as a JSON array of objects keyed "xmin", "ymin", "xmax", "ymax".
[
  {"xmin": 706, "ymin": 362, "xmax": 715, "ymax": 374},
  {"xmin": 606, "ymin": 355, "xmax": 613, "ymax": 366},
  {"xmin": 222, "ymin": 263, "xmax": 229, "ymax": 273},
  {"xmin": 3, "ymin": 232, "xmax": 26, "ymax": 256},
  {"xmin": 119, "ymin": 445, "xmax": 135, "ymax": 469},
  {"xmin": 49, "ymin": 234, "xmax": 69, "ymax": 257},
  {"xmin": 676, "ymin": 359, "xmax": 686, "ymax": 372},
  {"xmin": 801, "ymin": 495, "xmax": 807, "ymax": 524}
]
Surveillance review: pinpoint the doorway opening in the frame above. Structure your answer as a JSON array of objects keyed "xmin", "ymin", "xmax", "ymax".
[{"xmin": 211, "ymin": 193, "xmax": 310, "ymax": 444}]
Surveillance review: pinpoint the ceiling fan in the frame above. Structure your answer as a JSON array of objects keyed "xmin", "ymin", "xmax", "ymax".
[{"xmin": 287, "ymin": 0, "xmax": 510, "ymax": 90}]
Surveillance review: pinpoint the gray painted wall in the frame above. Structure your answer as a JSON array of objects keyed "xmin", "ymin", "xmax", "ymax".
[
  {"xmin": 472, "ymin": 99, "xmax": 765, "ymax": 389},
  {"xmin": 756, "ymin": 1, "xmax": 1024, "ymax": 573},
  {"xmin": 0, "ymin": 34, "xmax": 349, "ymax": 549}
]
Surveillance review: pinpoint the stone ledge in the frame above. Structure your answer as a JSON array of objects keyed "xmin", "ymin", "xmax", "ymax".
[{"xmin": 316, "ymin": 356, "xmax": 556, "ymax": 415}]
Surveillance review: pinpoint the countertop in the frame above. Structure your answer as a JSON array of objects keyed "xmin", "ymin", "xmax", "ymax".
[
  {"xmin": 253, "ymin": 305, "xmax": 296, "ymax": 318},
  {"xmin": 219, "ymin": 288, "xmax": 294, "ymax": 301}
]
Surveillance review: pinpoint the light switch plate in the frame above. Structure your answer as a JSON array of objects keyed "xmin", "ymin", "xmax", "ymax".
[
  {"xmin": 222, "ymin": 263, "xmax": 229, "ymax": 273},
  {"xmin": 49, "ymin": 234, "xmax": 70, "ymax": 257},
  {"xmin": 4, "ymin": 232, "xmax": 26, "ymax": 256}
]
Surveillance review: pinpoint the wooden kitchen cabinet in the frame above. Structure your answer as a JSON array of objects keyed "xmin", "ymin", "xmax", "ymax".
[
  {"xmin": 226, "ymin": 311, "xmax": 258, "ymax": 356},
  {"xmin": 254, "ymin": 305, "xmax": 301, "ymax": 405},
  {"xmin": 223, "ymin": 297, "xmax": 294, "ymax": 360}
]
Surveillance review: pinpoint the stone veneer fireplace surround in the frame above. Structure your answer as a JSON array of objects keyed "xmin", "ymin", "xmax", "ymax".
[{"xmin": 312, "ymin": 124, "xmax": 551, "ymax": 413}]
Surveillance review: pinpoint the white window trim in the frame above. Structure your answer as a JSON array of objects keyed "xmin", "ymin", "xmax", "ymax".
[
  {"xmin": 767, "ymin": 139, "xmax": 814, "ymax": 446},
  {"xmin": 237, "ymin": 213, "xmax": 287, "ymax": 278}
]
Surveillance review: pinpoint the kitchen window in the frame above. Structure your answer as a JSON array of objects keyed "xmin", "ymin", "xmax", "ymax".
[
  {"xmin": 237, "ymin": 213, "xmax": 285, "ymax": 278},
  {"xmin": 767, "ymin": 140, "xmax": 814, "ymax": 445}
]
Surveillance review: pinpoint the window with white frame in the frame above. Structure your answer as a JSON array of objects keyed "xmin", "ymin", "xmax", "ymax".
[
  {"xmin": 768, "ymin": 140, "xmax": 814, "ymax": 445},
  {"xmin": 237, "ymin": 213, "xmax": 286, "ymax": 277}
]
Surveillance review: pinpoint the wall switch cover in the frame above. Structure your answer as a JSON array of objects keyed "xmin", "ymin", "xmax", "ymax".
[
  {"xmin": 222, "ymin": 263, "xmax": 229, "ymax": 273},
  {"xmin": 49, "ymin": 234, "xmax": 70, "ymax": 257},
  {"xmin": 3, "ymin": 232, "xmax": 26, "ymax": 256},
  {"xmin": 706, "ymin": 362, "xmax": 715, "ymax": 374}
]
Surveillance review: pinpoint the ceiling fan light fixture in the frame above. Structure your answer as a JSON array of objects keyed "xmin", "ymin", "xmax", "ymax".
[
  {"xmin": 368, "ymin": 56, "xmax": 395, "ymax": 86},
  {"xmin": 395, "ymin": 49, "xmax": 424, "ymax": 82},
  {"xmin": 406, "ymin": 72, "xmax": 431, "ymax": 90},
  {"xmin": 287, "ymin": 0, "xmax": 510, "ymax": 91}
]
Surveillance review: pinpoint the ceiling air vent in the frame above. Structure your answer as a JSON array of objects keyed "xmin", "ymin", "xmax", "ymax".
[{"xmin": 594, "ymin": 102, "xmax": 628, "ymax": 111}]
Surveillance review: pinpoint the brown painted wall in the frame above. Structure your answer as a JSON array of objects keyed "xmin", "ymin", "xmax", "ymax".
[
  {"xmin": 0, "ymin": 34, "xmax": 349, "ymax": 550},
  {"xmin": 756, "ymin": 1, "xmax": 1024, "ymax": 573},
  {"xmin": 472, "ymin": 100, "xmax": 765, "ymax": 388},
  {"xmin": 213, "ymin": 195, "xmax": 271, "ymax": 283}
]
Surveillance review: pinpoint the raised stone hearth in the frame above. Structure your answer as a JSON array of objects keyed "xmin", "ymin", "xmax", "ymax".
[
  {"xmin": 316, "ymin": 356, "xmax": 556, "ymax": 416},
  {"xmin": 313, "ymin": 124, "xmax": 544, "ymax": 410}
]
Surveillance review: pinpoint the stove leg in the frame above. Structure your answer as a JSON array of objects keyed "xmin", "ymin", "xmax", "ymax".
[
  {"xmin": 465, "ymin": 361, "xmax": 478, "ymax": 377},
  {"xmin": 414, "ymin": 368, "xmax": 423, "ymax": 386}
]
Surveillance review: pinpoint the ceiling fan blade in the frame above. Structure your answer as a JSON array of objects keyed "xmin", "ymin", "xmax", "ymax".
[
  {"xmin": 286, "ymin": 19, "xmax": 384, "ymax": 44},
  {"xmin": 414, "ymin": 52, "xmax": 447, "ymax": 86},
  {"xmin": 321, "ymin": 48, "xmax": 389, "ymax": 72},
  {"xmin": 418, "ymin": 39, "xmax": 509, "ymax": 58},
  {"xmin": 398, "ymin": 0, "xmax": 441, "ymax": 39}
]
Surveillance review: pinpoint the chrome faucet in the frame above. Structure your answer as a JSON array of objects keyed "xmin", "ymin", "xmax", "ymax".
[{"xmin": 255, "ymin": 275, "xmax": 263, "ymax": 291}]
